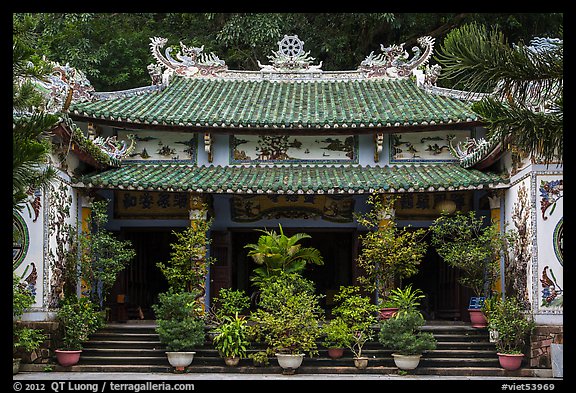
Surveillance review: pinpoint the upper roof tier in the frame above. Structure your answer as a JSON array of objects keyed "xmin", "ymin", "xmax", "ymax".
[{"xmin": 66, "ymin": 34, "xmax": 485, "ymax": 132}]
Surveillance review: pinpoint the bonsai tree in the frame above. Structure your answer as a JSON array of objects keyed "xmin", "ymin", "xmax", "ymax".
[
  {"xmin": 244, "ymin": 224, "xmax": 324, "ymax": 288},
  {"xmin": 152, "ymin": 290, "xmax": 206, "ymax": 353},
  {"xmin": 429, "ymin": 211, "xmax": 506, "ymax": 300},
  {"xmin": 378, "ymin": 310, "xmax": 437, "ymax": 370},
  {"xmin": 355, "ymin": 193, "xmax": 428, "ymax": 304},
  {"xmin": 79, "ymin": 199, "xmax": 136, "ymax": 310},
  {"xmin": 330, "ymin": 286, "xmax": 379, "ymax": 361},
  {"xmin": 212, "ymin": 313, "xmax": 250, "ymax": 366},
  {"xmin": 248, "ymin": 271, "xmax": 324, "ymax": 358}
]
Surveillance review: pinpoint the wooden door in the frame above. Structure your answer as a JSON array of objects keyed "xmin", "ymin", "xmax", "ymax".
[{"xmin": 209, "ymin": 231, "xmax": 232, "ymax": 301}]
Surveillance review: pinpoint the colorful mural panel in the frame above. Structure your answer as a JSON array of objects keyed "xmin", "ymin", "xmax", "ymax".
[
  {"xmin": 536, "ymin": 175, "xmax": 563, "ymax": 310},
  {"xmin": 116, "ymin": 129, "xmax": 197, "ymax": 162},
  {"xmin": 230, "ymin": 135, "xmax": 358, "ymax": 164},
  {"xmin": 389, "ymin": 130, "xmax": 471, "ymax": 163}
]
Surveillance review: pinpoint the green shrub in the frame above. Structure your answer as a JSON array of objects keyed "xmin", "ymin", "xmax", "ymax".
[
  {"xmin": 248, "ymin": 272, "xmax": 323, "ymax": 356},
  {"xmin": 152, "ymin": 290, "xmax": 205, "ymax": 352},
  {"xmin": 212, "ymin": 288, "xmax": 251, "ymax": 321},
  {"xmin": 489, "ymin": 297, "xmax": 534, "ymax": 354},
  {"xmin": 56, "ymin": 296, "xmax": 104, "ymax": 350},
  {"xmin": 378, "ymin": 311, "xmax": 436, "ymax": 356}
]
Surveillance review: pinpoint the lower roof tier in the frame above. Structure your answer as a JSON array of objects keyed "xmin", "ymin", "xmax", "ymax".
[{"xmin": 75, "ymin": 163, "xmax": 509, "ymax": 194}]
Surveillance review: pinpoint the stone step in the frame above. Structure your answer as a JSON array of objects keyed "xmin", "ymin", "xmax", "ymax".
[{"xmin": 73, "ymin": 321, "xmax": 531, "ymax": 377}]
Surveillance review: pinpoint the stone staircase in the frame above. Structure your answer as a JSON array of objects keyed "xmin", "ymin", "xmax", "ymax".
[{"xmin": 57, "ymin": 320, "xmax": 546, "ymax": 377}]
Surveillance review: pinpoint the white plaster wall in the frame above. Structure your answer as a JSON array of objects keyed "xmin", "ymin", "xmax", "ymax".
[{"xmin": 505, "ymin": 164, "xmax": 563, "ymax": 326}]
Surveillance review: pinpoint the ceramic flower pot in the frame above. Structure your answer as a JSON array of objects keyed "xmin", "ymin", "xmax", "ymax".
[
  {"xmin": 55, "ymin": 349, "xmax": 82, "ymax": 367},
  {"xmin": 354, "ymin": 357, "xmax": 369, "ymax": 369},
  {"xmin": 497, "ymin": 353, "xmax": 524, "ymax": 371},
  {"xmin": 166, "ymin": 351, "xmax": 195, "ymax": 372},
  {"xmin": 468, "ymin": 309, "xmax": 488, "ymax": 328},
  {"xmin": 224, "ymin": 356, "xmax": 240, "ymax": 366},
  {"xmin": 392, "ymin": 353, "xmax": 422, "ymax": 370},
  {"xmin": 276, "ymin": 353, "xmax": 304, "ymax": 374}
]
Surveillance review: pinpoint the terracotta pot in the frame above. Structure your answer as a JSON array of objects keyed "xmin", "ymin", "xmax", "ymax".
[
  {"xmin": 55, "ymin": 349, "xmax": 82, "ymax": 367},
  {"xmin": 392, "ymin": 353, "xmax": 422, "ymax": 370},
  {"xmin": 497, "ymin": 353, "xmax": 524, "ymax": 371},
  {"xmin": 468, "ymin": 309, "xmax": 488, "ymax": 328},
  {"xmin": 379, "ymin": 307, "xmax": 399, "ymax": 320},
  {"xmin": 354, "ymin": 357, "xmax": 369, "ymax": 369},
  {"xmin": 327, "ymin": 348, "xmax": 344, "ymax": 359}
]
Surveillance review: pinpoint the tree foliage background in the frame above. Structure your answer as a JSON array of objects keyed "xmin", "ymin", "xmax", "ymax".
[{"xmin": 15, "ymin": 13, "xmax": 563, "ymax": 91}]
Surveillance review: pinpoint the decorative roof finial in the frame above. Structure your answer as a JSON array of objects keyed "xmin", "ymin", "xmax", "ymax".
[
  {"xmin": 258, "ymin": 34, "xmax": 323, "ymax": 73},
  {"xmin": 359, "ymin": 36, "xmax": 435, "ymax": 79},
  {"xmin": 149, "ymin": 37, "xmax": 227, "ymax": 78}
]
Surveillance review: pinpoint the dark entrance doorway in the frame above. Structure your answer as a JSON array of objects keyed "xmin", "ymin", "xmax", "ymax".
[
  {"xmin": 110, "ymin": 228, "xmax": 173, "ymax": 320},
  {"xmin": 219, "ymin": 228, "xmax": 354, "ymax": 313},
  {"xmin": 404, "ymin": 241, "xmax": 473, "ymax": 322}
]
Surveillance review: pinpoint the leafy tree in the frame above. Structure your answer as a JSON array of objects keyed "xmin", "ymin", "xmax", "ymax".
[
  {"xmin": 156, "ymin": 208, "xmax": 215, "ymax": 295},
  {"xmin": 429, "ymin": 211, "xmax": 508, "ymax": 298},
  {"xmin": 435, "ymin": 22, "xmax": 563, "ymax": 164},
  {"xmin": 355, "ymin": 193, "xmax": 428, "ymax": 301},
  {"xmin": 79, "ymin": 200, "xmax": 136, "ymax": 310}
]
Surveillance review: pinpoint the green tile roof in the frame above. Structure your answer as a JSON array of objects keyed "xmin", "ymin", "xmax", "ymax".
[
  {"xmin": 76, "ymin": 163, "xmax": 508, "ymax": 194},
  {"xmin": 69, "ymin": 77, "xmax": 480, "ymax": 130}
]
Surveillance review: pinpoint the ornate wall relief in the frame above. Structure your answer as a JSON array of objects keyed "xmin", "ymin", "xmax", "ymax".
[
  {"xmin": 116, "ymin": 129, "xmax": 197, "ymax": 163},
  {"xmin": 230, "ymin": 195, "xmax": 355, "ymax": 222},
  {"xmin": 230, "ymin": 135, "xmax": 358, "ymax": 164},
  {"xmin": 389, "ymin": 130, "xmax": 471, "ymax": 163}
]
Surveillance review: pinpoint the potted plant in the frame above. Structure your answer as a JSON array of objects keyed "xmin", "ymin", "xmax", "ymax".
[
  {"xmin": 378, "ymin": 310, "xmax": 437, "ymax": 370},
  {"xmin": 212, "ymin": 313, "xmax": 250, "ymax": 366},
  {"xmin": 429, "ymin": 211, "xmax": 506, "ymax": 327},
  {"xmin": 488, "ymin": 296, "xmax": 535, "ymax": 371},
  {"xmin": 55, "ymin": 295, "xmax": 104, "ymax": 367},
  {"xmin": 211, "ymin": 288, "xmax": 251, "ymax": 322},
  {"xmin": 330, "ymin": 286, "xmax": 379, "ymax": 368},
  {"xmin": 244, "ymin": 224, "xmax": 324, "ymax": 288},
  {"xmin": 152, "ymin": 290, "xmax": 206, "ymax": 372},
  {"xmin": 321, "ymin": 318, "xmax": 352, "ymax": 359},
  {"xmin": 248, "ymin": 271, "xmax": 323, "ymax": 374},
  {"xmin": 354, "ymin": 193, "xmax": 428, "ymax": 318},
  {"xmin": 13, "ymin": 273, "xmax": 46, "ymax": 374},
  {"xmin": 248, "ymin": 351, "xmax": 270, "ymax": 367},
  {"xmin": 383, "ymin": 284, "xmax": 426, "ymax": 319}
]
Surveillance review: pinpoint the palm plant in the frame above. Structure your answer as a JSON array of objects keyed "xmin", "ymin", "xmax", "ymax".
[
  {"xmin": 13, "ymin": 15, "xmax": 59, "ymax": 215},
  {"xmin": 435, "ymin": 22, "xmax": 563, "ymax": 164},
  {"xmin": 244, "ymin": 224, "xmax": 324, "ymax": 288}
]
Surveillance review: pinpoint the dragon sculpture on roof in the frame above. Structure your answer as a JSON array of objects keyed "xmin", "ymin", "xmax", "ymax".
[{"xmin": 359, "ymin": 36, "xmax": 435, "ymax": 79}]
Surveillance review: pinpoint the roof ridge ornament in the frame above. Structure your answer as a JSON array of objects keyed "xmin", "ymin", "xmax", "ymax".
[
  {"xmin": 359, "ymin": 36, "xmax": 435, "ymax": 79},
  {"xmin": 149, "ymin": 37, "xmax": 227, "ymax": 78},
  {"xmin": 258, "ymin": 34, "xmax": 323, "ymax": 74}
]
